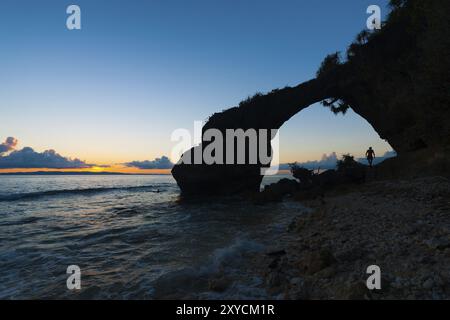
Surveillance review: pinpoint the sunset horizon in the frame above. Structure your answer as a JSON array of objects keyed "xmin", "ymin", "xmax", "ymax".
[
  {"xmin": 1, "ymin": 0, "xmax": 393, "ymax": 174},
  {"xmin": 1, "ymin": 0, "xmax": 449, "ymax": 307}
]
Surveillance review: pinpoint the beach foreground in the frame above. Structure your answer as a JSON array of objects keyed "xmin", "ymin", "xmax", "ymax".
[{"xmin": 259, "ymin": 176, "xmax": 450, "ymax": 299}]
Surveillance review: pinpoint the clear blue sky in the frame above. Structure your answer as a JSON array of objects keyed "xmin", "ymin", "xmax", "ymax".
[{"xmin": 0, "ymin": 0, "xmax": 392, "ymax": 169}]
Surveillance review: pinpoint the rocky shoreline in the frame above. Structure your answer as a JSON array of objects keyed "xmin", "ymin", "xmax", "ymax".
[{"xmin": 260, "ymin": 176, "xmax": 450, "ymax": 299}]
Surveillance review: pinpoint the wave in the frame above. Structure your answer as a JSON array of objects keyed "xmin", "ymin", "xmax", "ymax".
[
  {"xmin": 0, "ymin": 185, "xmax": 162, "ymax": 202},
  {"xmin": 150, "ymin": 236, "xmax": 267, "ymax": 299}
]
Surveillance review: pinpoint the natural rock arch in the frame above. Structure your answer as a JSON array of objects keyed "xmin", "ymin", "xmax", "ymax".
[{"xmin": 172, "ymin": 0, "xmax": 450, "ymax": 195}]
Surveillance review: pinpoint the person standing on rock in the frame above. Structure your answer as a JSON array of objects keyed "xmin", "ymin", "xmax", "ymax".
[{"xmin": 366, "ymin": 147, "xmax": 375, "ymax": 167}]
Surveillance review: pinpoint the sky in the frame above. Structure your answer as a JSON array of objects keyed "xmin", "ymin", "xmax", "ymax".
[{"xmin": 0, "ymin": 0, "xmax": 392, "ymax": 173}]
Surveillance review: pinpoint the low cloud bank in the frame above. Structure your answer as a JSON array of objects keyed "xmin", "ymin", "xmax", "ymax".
[
  {"xmin": 279, "ymin": 152, "xmax": 339, "ymax": 170},
  {"xmin": 125, "ymin": 156, "xmax": 173, "ymax": 169},
  {"xmin": 280, "ymin": 151, "xmax": 397, "ymax": 170},
  {"xmin": 0, "ymin": 147, "xmax": 94, "ymax": 169},
  {"xmin": 0, "ymin": 137, "xmax": 94, "ymax": 169}
]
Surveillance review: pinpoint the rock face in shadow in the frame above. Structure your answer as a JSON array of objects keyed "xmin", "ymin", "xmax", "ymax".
[
  {"xmin": 252, "ymin": 160, "xmax": 369, "ymax": 203},
  {"xmin": 172, "ymin": 0, "xmax": 450, "ymax": 195},
  {"xmin": 172, "ymin": 158, "xmax": 263, "ymax": 195}
]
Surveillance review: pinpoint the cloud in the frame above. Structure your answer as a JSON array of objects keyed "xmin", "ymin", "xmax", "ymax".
[
  {"xmin": 279, "ymin": 152, "xmax": 339, "ymax": 170},
  {"xmin": 280, "ymin": 150, "xmax": 397, "ymax": 170},
  {"xmin": 0, "ymin": 137, "xmax": 18, "ymax": 155},
  {"xmin": 125, "ymin": 156, "xmax": 174, "ymax": 169},
  {"xmin": 0, "ymin": 146, "xmax": 94, "ymax": 169},
  {"xmin": 381, "ymin": 150, "xmax": 397, "ymax": 158}
]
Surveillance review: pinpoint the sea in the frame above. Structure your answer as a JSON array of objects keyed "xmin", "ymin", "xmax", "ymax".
[{"xmin": 0, "ymin": 173, "xmax": 307, "ymax": 299}]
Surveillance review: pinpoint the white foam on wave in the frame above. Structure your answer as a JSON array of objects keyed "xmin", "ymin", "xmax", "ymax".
[{"xmin": 208, "ymin": 237, "xmax": 265, "ymax": 272}]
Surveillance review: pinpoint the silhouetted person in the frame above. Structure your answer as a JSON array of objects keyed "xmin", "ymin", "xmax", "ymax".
[{"xmin": 366, "ymin": 147, "xmax": 375, "ymax": 167}]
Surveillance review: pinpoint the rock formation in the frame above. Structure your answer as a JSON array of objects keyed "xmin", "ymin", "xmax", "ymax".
[{"xmin": 172, "ymin": 0, "xmax": 450, "ymax": 195}]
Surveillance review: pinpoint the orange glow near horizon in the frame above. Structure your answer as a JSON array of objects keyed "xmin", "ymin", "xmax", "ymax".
[
  {"xmin": 0, "ymin": 167, "xmax": 292, "ymax": 175},
  {"xmin": 0, "ymin": 165, "xmax": 172, "ymax": 175}
]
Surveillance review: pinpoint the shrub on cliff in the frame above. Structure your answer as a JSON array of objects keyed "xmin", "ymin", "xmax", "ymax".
[
  {"xmin": 289, "ymin": 163, "xmax": 314, "ymax": 184},
  {"xmin": 336, "ymin": 154, "xmax": 366, "ymax": 183},
  {"xmin": 336, "ymin": 154, "xmax": 359, "ymax": 171}
]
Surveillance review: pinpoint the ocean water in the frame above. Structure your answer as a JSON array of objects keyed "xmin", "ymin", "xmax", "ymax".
[{"xmin": 0, "ymin": 174, "xmax": 306, "ymax": 299}]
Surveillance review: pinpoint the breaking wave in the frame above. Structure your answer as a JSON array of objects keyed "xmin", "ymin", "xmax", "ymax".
[{"xmin": 0, "ymin": 185, "xmax": 163, "ymax": 202}]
